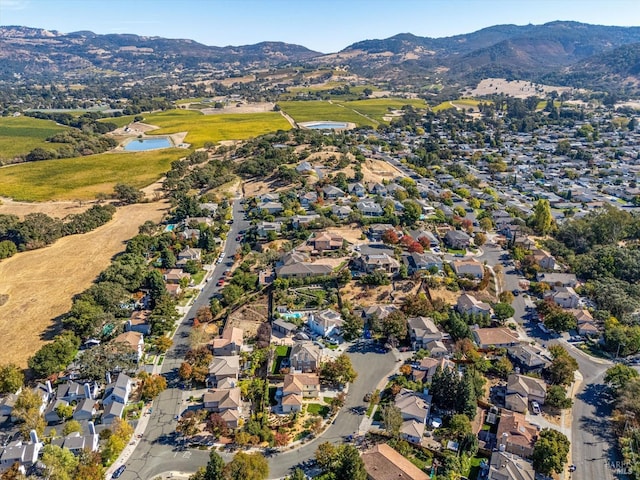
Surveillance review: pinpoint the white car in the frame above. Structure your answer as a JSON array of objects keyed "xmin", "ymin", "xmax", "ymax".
[{"xmin": 531, "ymin": 401, "xmax": 541, "ymax": 415}]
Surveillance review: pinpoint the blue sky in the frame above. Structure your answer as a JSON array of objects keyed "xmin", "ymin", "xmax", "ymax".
[{"xmin": 1, "ymin": 0, "xmax": 638, "ymax": 53}]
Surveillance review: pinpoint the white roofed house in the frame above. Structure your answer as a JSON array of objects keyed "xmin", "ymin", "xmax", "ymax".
[
  {"xmin": 357, "ymin": 200, "xmax": 384, "ymax": 217},
  {"xmin": 452, "ymin": 258, "xmax": 485, "ymax": 279},
  {"xmin": 112, "ymin": 331, "xmax": 145, "ymax": 362},
  {"xmin": 406, "ymin": 252, "xmax": 443, "ymax": 274},
  {"xmin": 290, "ymin": 341, "xmax": 322, "ymax": 373},
  {"xmin": 308, "ymin": 309, "xmax": 343, "ymax": 337},
  {"xmin": 203, "ymin": 387, "xmax": 242, "ymax": 429},
  {"xmin": 278, "ymin": 373, "xmax": 320, "ymax": 414},
  {"xmin": 322, "ymin": 185, "xmax": 346, "ymax": 200},
  {"xmin": 545, "ymin": 286, "xmax": 580, "ymax": 309},
  {"xmin": 394, "ymin": 388, "xmax": 431, "ymax": 444},
  {"xmin": 103, "ymin": 373, "xmax": 133, "ymax": 406},
  {"xmin": 354, "ymin": 253, "xmax": 400, "ymax": 276},
  {"xmin": 206, "ymin": 356, "xmax": 240, "ymax": 388}
]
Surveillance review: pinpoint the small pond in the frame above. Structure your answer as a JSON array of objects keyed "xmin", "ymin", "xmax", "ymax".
[
  {"xmin": 301, "ymin": 121, "xmax": 349, "ymax": 130},
  {"xmin": 124, "ymin": 137, "xmax": 172, "ymax": 151}
]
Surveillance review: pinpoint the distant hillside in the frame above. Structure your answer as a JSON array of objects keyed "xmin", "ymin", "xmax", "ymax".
[{"xmin": 0, "ymin": 26, "xmax": 321, "ymax": 82}]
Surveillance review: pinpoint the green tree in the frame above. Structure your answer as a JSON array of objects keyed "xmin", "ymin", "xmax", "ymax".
[
  {"xmin": 224, "ymin": 452, "xmax": 269, "ymax": 480},
  {"xmin": 0, "ymin": 240, "xmax": 17, "ymax": 259},
  {"xmin": 531, "ymin": 199, "xmax": 553, "ymax": 235},
  {"xmin": 62, "ymin": 420, "xmax": 82, "ymax": 436},
  {"xmin": 55, "ymin": 403, "xmax": 74, "ymax": 421},
  {"xmin": 76, "ymin": 341, "xmax": 137, "ymax": 381},
  {"xmin": 604, "ymin": 364, "xmax": 639, "ymax": 394},
  {"xmin": 544, "ymin": 310, "xmax": 577, "ymax": 333},
  {"xmin": 149, "ymin": 294, "xmax": 180, "ymax": 335},
  {"xmin": 380, "ymin": 310, "xmax": 408, "ymax": 344},
  {"xmin": 334, "ymin": 444, "xmax": 367, "ymax": 480},
  {"xmin": 113, "ymin": 183, "xmax": 144, "ymax": 204},
  {"xmin": 546, "ymin": 346, "xmax": 578, "ymax": 385},
  {"xmin": 0, "ymin": 363, "xmax": 24, "ymax": 393},
  {"xmin": 286, "ymin": 469, "xmax": 306, "ymax": 480},
  {"xmin": 493, "ymin": 302, "xmax": 515, "ymax": 322},
  {"xmin": 532, "ymin": 428, "xmax": 570, "ymax": 476},
  {"xmin": 401, "ymin": 200, "xmax": 422, "ymax": 226},
  {"xmin": 28, "ymin": 331, "xmax": 80, "ymax": 378},
  {"xmin": 13, "ymin": 388, "xmax": 45, "ymax": 440},
  {"xmin": 41, "ymin": 444, "xmax": 79, "ymax": 480},
  {"xmin": 545, "ymin": 385, "xmax": 572, "ymax": 409},
  {"xmin": 448, "ymin": 413, "xmax": 472, "ymax": 439},
  {"xmin": 204, "ymin": 450, "xmax": 225, "ymax": 480},
  {"xmin": 315, "ymin": 441, "xmax": 337, "ymax": 471},
  {"xmin": 381, "ymin": 404, "xmax": 403, "ymax": 438},
  {"xmin": 340, "ymin": 312, "xmax": 364, "ymax": 341}
]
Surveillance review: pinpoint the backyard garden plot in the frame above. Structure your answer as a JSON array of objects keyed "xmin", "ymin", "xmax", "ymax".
[
  {"xmin": 273, "ymin": 285, "xmax": 338, "ymax": 312},
  {"xmin": 0, "ymin": 116, "xmax": 69, "ymax": 161},
  {"xmin": 143, "ymin": 109, "xmax": 291, "ymax": 148}
]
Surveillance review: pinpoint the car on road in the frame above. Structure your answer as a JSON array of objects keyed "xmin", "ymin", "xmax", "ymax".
[
  {"xmin": 512, "ymin": 289, "xmax": 520, "ymax": 296},
  {"xmin": 531, "ymin": 401, "xmax": 541, "ymax": 414},
  {"xmin": 112, "ymin": 465, "xmax": 126, "ymax": 479},
  {"xmin": 363, "ymin": 392, "xmax": 372, "ymax": 402},
  {"xmin": 217, "ymin": 278, "xmax": 225, "ymax": 286},
  {"xmin": 538, "ymin": 323, "xmax": 550, "ymax": 334}
]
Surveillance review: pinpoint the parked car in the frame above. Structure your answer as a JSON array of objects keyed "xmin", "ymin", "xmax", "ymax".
[
  {"xmin": 531, "ymin": 401, "xmax": 541, "ymax": 415},
  {"xmin": 112, "ymin": 466, "xmax": 127, "ymax": 479}
]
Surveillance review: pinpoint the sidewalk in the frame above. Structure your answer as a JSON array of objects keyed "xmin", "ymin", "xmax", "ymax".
[{"xmin": 104, "ymin": 404, "xmax": 154, "ymax": 478}]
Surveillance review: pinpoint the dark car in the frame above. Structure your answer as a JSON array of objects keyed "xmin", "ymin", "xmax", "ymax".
[
  {"xmin": 512, "ymin": 289, "xmax": 520, "ymax": 296},
  {"xmin": 112, "ymin": 465, "xmax": 127, "ymax": 479}
]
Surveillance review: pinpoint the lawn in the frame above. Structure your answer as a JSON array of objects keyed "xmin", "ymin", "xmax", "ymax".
[
  {"xmin": 307, "ymin": 403, "xmax": 330, "ymax": 417},
  {"xmin": 142, "ymin": 109, "xmax": 291, "ymax": 148},
  {"xmin": 0, "ymin": 116, "xmax": 69, "ymax": 160},
  {"xmin": 272, "ymin": 345, "xmax": 291, "ymax": 373},
  {"xmin": 0, "ymin": 148, "xmax": 184, "ymax": 201},
  {"xmin": 277, "ymin": 101, "xmax": 377, "ymax": 127}
]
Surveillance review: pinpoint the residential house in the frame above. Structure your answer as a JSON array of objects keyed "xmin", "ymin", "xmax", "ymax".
[
  {"xmin": 536, "ymin": 273, "xmax": 578, "ymax": 288},
  {"xmin": 452, "ymin": 258, "xmax": 484, "ymax": 279},
  {"xmin": 401, "ymin": 419, "xmax": 425, "ymax": 444},
  {"xmin": 276, "ymin": 262, "xmax": 333, "ymax": 279},
  {"xmin": 0, "ymin": 440, "xmax": 43, "ymax": 474},
  {"xmin": 56, "ymin": 381, "xmax": 98, "ymax": 403},
  {"xmin": 57, "ymin": 427, "xmax": 99, "ymax": 455},
  {"xmin": 488, "ymin": 451, "xmax": 535, "ymax": 480},
  {"xmin": 308, "ymin": 309, "xmax": 343, "ymax": 337},
  {"xmin": 331, "ymin": 205, "xmax": 352, "ymax": 219},
  {"xmin": 444, "ymin": 230, "xmax": 471, "ymax": 249},
  {"xmin": 312, "ymin": 232, "xmax": 344, "ymax": 252},
  {"xmin": 44, "ymin": 399, "xmax": 69, "ymax": 424},
  {"xmin": 299, "ymin": 191, "xmax": 318, "ymax": 208},
  {"xmin": 411, "ymin": 357, "xmax": 455, "ymax": 384},
  {"xmin": 163, "ymin": 268, "xmax": 189, "ymax": 284},
  {"xmin": 505, "ymin": 374, "xmax": 547, "ymax": 413},
  {"xmin": 166, "ymin": 284, "xmax": 182, "ymax": 297},
  {"xmin": 211, "ymin": 327, "xmax": 243, "ymax": 356},
  {"xmin": 361, "ymin": 443, "xmax": 429, "ymax": 480},
  {"xmin": 355, "ymin": 253, "xmax": 400, "ymax": 276},
  {"xmin": 280, "ymin": 392, "xmax": 303, "ymax": 414},
  {"xmin": 112, "ymin": 331, "xmax": 145, "ymax": 362},
  {"xmin": 323, "ymin": 185, "xmax": 346, "ymax": 200},
  {"xmin": 546, "ymin": 286, "xmax": 580, "ymax": 309},
  {"xmin": 203, "ymin": 388, "xmax": 242, "ymax": 429},
  {"xmin": 200, "ymin": 203, "xmax": 218, "ymax": 215},
  {"xmin": 290, "ymin": 341, "xmax": 322, "ymax": 373},
  {"xmin": 126, "ymin": 310, "xmax": 152, "ymax": 336},
  {"xmin": 258, "ymin": 193, "xmax": 280, "ymax": 204},
  {"xmin": 73, "ymin": 398, "xmax": 97, "ymax": 421},
  {"xmin": 472, "ymin": 327, "xmax": 520, "ymax": 350},
  {"xmin": 571, "ymin": 309, "xmax": 599, "ymax": 337},
  {"xmin": 272, "ymin": 319, "xmax": 298, "ymax": 337},
  {"xmin": 362, "ymin": 304, "xmax": 397, "ymax": 321},
  {"xmin": 368, "ymin": 224, "xmax": 395, "ymax": 241},
  {"xmin": 407, "ymin": 317, "xmax": 442, "ymax": 350},
  {"xmin": 357, "ymin": 200, "xmax": 384, "ymax": 217},
  {"xmin": 102, "ymin": 401, "xmax": 125, "ymax": 425},
  {"xmin": 425, "ymin": 340, "xmax": 449, "ymax": 358},
  {"xmin": 496, "ymin": 410, "xmax": 538, "ymax": 458},
  {"xmin": 296, "ymin": 161, "xmax": 314, "ymax": 174},
  {"xmin": 367, "ymin": 182, "xmax": 388, "ymax": 196},
  {"xmin": 283, "ymin": 373, "xmax": 320, "ymax": 398},
  {"xmin": 261, "ymin": 202, "xmax": 284, "ymax": 215},
  {"xmin": 102, "ymin": 374, "xmax": 133, "ymax": 406},
  {"xmin": 179, "ymin": 228, "xmax": 201, "ymax": 243},
  {"xmin": 291, "ymin": 214, "xmax": 320, "ymax": 228},
  {"xmin": 506, "ymin": 345, "xmax": 549, "ymax": 374},
  {"xmin": 256, "ymin": 221, "xmax": 282, "ymax": 239},
  {"xmin": 457, "ymin": 293, "xmax": 493, "ymax": 316},
  {"xmin": 177, "ymin": 247, "xmax": 202, "ymax": 262},
  {"xmin": 409, "ymin": 229, "xmax": 439, "ymax": 247},
  {"xmin": 348, "ymin": 182, "xmax": 366, "ymax": 198},
  {"xmin": 532, "ymin": 250, "xmax": 556, "ymax": 270},
  {"xmin": 394, "ymin": 388, "xmax": 430, "ymax": 424},
  {"xmin": 207, "ymin": 356, "xmax": 240, "ymax": 388},
  {"xmin": 406, "ymin": 252, "xmax": 443, "ymax": 274},
  {"xmin": 0, "ymin": 394, "xmax": 17, "ymax": 418}
]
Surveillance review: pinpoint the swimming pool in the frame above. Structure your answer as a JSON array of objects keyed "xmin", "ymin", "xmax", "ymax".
[
  {"xmin": 124, "ymin": 137, "xmax": 172, "ymax": 151},
  {"xmin": 281, "ymin": 312, "xmax": 304, "ymax": 320}
]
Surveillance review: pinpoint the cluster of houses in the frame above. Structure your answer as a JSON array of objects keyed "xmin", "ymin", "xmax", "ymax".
[{"xmin": 0, "ymin": 373, "xmax": 134, "ymax": 474}]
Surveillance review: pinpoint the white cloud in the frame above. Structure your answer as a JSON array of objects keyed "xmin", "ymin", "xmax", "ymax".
[{"xmin": 0, "ymin": 0, "xmax": 30, "ymax": 11}]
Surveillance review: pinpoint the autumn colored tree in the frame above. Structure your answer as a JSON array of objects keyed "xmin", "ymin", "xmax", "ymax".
[
  {"xmin": 139, "ymin": 373, "xmax": 167, "ymax": 401},
  {"xmin": 407, "ymin": 242, "xmax": 424, "ymax": 253},
  {"xmin": 382, "ymin": 229, "xmax": 399, "ymax": 244},
  {"xmin": 179, "ymin": 362, "xmax": 193, "ymax": 381}
]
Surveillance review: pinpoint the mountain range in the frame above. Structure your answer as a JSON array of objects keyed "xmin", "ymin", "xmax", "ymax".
[{"xmin": 1, "ymin": 22, "xmax": 640, "ymax": 93}]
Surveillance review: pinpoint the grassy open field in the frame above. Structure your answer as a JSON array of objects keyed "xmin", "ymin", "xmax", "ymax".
[
  {"xmin": 0, "ymin": 148, "xmax": 184, "ymax": 201},
  {"xmin": 142, "ymin": 109, "xmax": 291, "ymax": 148},
  {"xmin": 99, "ymin": 114, "xmax": 138, "ymax": 128},
  {"xmin": 277, "ymin": 100, "xmax": 377, "ymax": 127},
  {"xmin": 0, "ymin": 200, "xmax": 170, "ymax": 368},
  {"xmin": 432, "ymin": 98, "xmax": 484, "ymax": 112},
  {"xmin": 0, "ymin": 116, "xmax": 69, "ymax": 160},
  {"xmin": 337, "ymin": 98, "xmax": 427, "ymax": 123}
]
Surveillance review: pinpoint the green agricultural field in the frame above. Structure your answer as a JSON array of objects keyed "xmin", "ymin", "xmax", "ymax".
[
  {"xmin": 98, "ymin": 114, "xmax": 138, "ymax": 128},
  {"xmin": 0, "ymin": 116, "xmax": 69, "ymax": 160},
  {"xmin": 0, "ymin": 149, "xmax": 185, "ymax": 201},
  {"xmin": 337, "ymin": 98, "xmax": 427, "ymax": 123},
  {"xmin": 278, "ymin": 100, "xmax": 377, "ymax": 127},
  {"xmin": 432, "ymin": 98, "xmax": 484, "ymax": 112},
  {"xmin": 142, "ymin": 109, "xmax": 291, "ymax": 148}
]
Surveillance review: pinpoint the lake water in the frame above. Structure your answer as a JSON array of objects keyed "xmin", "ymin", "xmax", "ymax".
[
  {"xmin": 302, "ymin": 121, "xmax": 349, "ymax": 130},
  {"xmin": 124, "ymin": 137, "xmax": 172, "ymax": 151}
]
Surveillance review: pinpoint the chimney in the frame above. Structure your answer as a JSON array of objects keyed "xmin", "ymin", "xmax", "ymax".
[
  {"xmin": 88, "ymin": 421, "xmax": 96, "ymax": 435},
  {"xmin": 45, "ymin": 380, "xmax": 53, "ymax": 395},
  {"xmin": 29, "ymin": 430, "xmax": 39, "ymax": 444},
  {"xmin": 83, "ymin": 383, "xmax": 92, "ymax": 400},
  {"xmin": 105, "ymin": 372, "xmax": 112, "ymax": 385}
]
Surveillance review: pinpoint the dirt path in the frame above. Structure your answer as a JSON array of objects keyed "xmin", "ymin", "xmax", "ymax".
[{"xmin": 0, "ymin": 200, "xmax": 170, "ymax": 368}]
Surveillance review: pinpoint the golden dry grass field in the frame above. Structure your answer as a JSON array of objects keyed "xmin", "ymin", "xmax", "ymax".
[{"xmin": 0, "ymin": 200, "xmax": 170, "ymax": 368}]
